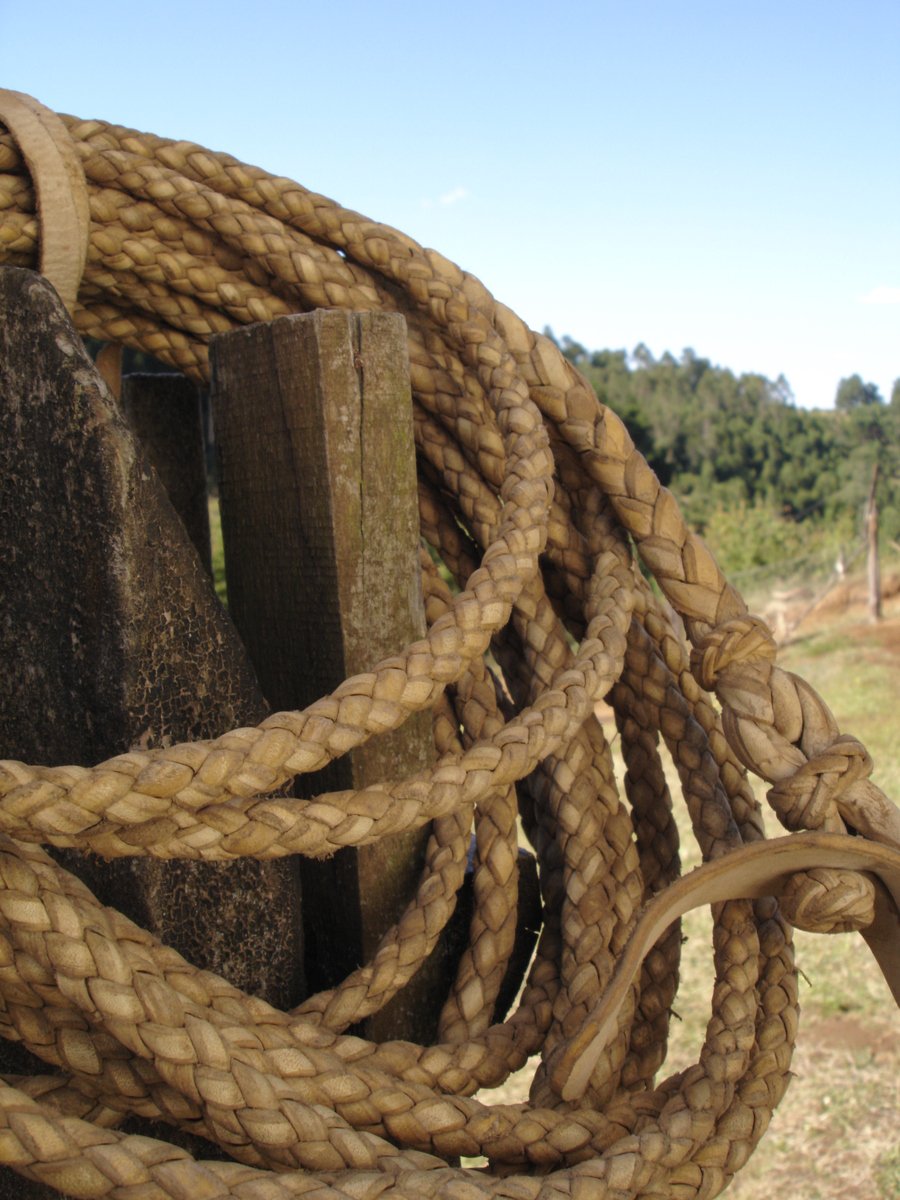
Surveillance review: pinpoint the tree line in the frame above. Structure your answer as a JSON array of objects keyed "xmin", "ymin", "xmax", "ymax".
[{"xmin": 548, "ymin": 332, "xmax": 900, "ymax": 577}]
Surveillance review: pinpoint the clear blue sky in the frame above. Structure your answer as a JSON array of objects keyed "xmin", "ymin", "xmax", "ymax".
[{"xmin": 5, "ymin": 0, "xmax": 898, "ymax": 408}]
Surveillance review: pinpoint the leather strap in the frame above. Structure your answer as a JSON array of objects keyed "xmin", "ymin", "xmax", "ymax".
[
  {"xmin": 550, "ymin": 831, "xmax": 900, "ymax": 1100},
  {"xmin": 0, "ymin": 89, "xmax": 89, "ymax": 312}
]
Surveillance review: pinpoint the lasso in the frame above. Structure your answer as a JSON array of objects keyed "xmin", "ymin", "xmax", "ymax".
[{"xmin": 0, "ymin": 89, "xmax": 897, "ymax": 1200}]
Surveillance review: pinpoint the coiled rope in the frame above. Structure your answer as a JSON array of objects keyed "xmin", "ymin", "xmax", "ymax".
[{"xmin": 0, "ymin": 90, "xmax": 898, "ymax": 1200}]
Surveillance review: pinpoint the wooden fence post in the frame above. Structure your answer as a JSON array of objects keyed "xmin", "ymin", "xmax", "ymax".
[{"xmin": 210, "ymin": 309, "xmax": 439, "ymax": 1040}]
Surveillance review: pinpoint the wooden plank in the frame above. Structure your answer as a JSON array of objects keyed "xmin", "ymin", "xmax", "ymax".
[{"xmin": 210, "ymin": 309, "xmax": 437, "ymax": 1039}]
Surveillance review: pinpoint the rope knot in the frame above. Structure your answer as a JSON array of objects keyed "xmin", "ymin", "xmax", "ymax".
[
  {"xmin": 778, "ymin": 865, "xmax": 875, "ymax": 934},
  {"xmin": 767, "ymin": 735, "xmax": 873, "ymax": 833},
  {"xmin": 767, "ymin": 738, "xmax": 876, "ymax": 934},
  {"xmin": 690, "ymin": 615, "xmax": 777, "ymax": 692}
]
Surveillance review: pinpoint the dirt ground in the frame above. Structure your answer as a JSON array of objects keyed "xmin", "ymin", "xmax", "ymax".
[
  {"xmin": 841, "ymin": 599, "xmax": 900, "ymax": 662},
  {"xmin": 787, "ymin": 568, "xmax": 900, "ymax": 654}
]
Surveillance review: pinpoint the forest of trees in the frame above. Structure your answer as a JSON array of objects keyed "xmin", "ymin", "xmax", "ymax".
[{"xmin": 547, "ymin": 332, "xmax": 900, "ymax": 582}]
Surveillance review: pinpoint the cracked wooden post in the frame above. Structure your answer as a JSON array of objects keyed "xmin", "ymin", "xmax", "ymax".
[{"xmin": 210, "ymin": 309, "xmax": 438, "ymax": 1041}]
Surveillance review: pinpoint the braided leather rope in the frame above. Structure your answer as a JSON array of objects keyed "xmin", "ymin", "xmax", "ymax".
[{"xmin": 0, "ymin": 92, "xmax": 898, "ymax": 1200}]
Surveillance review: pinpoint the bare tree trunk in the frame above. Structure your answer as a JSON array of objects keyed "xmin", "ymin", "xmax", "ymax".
[{"xmin": 866, "ymin": 462, "xmax": 882, "ymax": 624}]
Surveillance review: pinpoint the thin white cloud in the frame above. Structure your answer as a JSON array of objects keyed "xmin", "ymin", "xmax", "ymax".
[
  {"xmin": 439, "ymin": 186, "xmax": 469, "ymax": 206},
  {"xmin": 858, "ymin": 285, "xmax": 900, "ymax": 305},
  {"xmin": 422, "ymin": 186, "xmax": 470, "ymax": 210}
]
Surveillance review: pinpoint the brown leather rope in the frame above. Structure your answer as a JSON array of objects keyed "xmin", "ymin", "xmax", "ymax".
[{"xmin": 0, "ymin": 91, "xmax": 897, "ymax": 1200}]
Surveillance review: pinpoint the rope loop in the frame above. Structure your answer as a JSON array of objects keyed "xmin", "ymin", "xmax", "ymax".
[{"xmin": 0, "ymin": 94, "xmax": 897, "ymax": 1200}]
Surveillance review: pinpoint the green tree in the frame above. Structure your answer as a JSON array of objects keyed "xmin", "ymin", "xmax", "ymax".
[
  {"xmin": 631, "ymin": 342, "xmax": 655, "ymax": 369},
  {"xmin": 560, "ymin": 335, "xmax": 588, "ymax": 365},
  {"xmin": 835, "ymin": 374, "xmax": 882, "ymax": 410}
]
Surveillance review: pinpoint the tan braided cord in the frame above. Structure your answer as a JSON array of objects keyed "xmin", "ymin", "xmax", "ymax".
[{"xmin": 0, "ymin": 90, "xmax": 898, "ymax": 1200}]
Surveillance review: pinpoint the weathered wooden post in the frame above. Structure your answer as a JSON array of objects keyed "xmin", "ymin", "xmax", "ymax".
[
  {"xmin": 210, "ymin": 309, "xmax": 438, "ymax": 1040},
  {"xmin": 0, "ymin": 268, "xmax": 307, "ymax": 1005},
  {"xmin": 0, "ymin": 268, "xmax": 305, "ymax": 1197}
]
